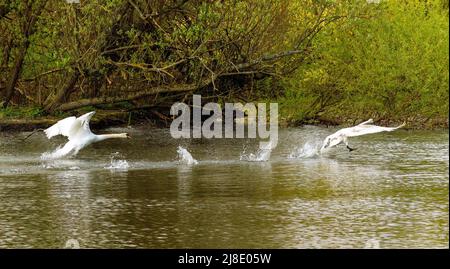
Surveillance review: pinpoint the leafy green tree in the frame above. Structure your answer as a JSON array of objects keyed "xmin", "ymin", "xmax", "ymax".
[{"xmin": 280, "ymin": 0, "xmax": 449, "ymax": 127}]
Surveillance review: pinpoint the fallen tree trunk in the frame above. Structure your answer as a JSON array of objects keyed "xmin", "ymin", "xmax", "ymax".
[
  {"xmin": 57, "ymin": 78, "xmax": 212, "ymax": 111},
  {"xmin": 56, "ymin": 48, "xmax": 306, "ymax": 112}
]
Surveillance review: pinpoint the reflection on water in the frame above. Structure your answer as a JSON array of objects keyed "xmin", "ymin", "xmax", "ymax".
[{"xmin": 0, "ymin": 126, "xmax": 448, "ymax": 248}]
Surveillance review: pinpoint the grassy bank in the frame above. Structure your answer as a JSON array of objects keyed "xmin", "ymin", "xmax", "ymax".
[{"xmin": 1, "ymin": 106, "xmax": 447, "ymax": 132}]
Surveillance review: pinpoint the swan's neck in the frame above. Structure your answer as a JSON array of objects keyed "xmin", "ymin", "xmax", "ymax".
[{"xmin": 95, "ymin": 133, "xmax": 128, "ymax": 141}]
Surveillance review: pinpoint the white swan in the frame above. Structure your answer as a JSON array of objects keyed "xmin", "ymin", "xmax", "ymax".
[
  {"xmin": 320, "ymin": 119, "xmax": 405, "ymax": 152},
  {"xmin": 43, "ymin": 111, "xmax": 129, "ymax": 159}
]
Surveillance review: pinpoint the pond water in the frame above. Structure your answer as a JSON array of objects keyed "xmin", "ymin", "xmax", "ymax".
[{"xmin": 0, "ymin": 126, "xmax": 448, "ymax": 248}]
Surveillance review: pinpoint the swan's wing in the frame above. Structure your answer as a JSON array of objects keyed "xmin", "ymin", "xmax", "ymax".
[
  {"xmin": 44, "ymin": 116, "xmax": 81, "ymax": 139},
  {"xmin": 358, "ymin": 119, "xmax": 374, "ymax": 125},
  {"xmin": 77, "ymin": 111, "xmax": 96, "ymax": 132},
  {"xmin": 325, "ymin": 133, "xmax": 345, "ymax": 148},
  {"xmin": 321, "ymin": 133, "xmax": 344, "ymax": 149},
  {"xmin": 42, "ymin": 141, "xmax": 76, "ymax": 159},
  {"xmin": 345, "ymin": 123, "xmax": 404, "ymax": 137}
]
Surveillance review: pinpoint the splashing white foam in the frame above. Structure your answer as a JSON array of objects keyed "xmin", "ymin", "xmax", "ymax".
[
  {"xmin": 288, "ymin": 141, "xmax": 320, "ymax": 159},
  {"xmin": 105, "ymin": 152, "xmax": 129, "ymax": 170},
  {"xmin": 106, "ymin": 159, "xmax": 129, "ymax": 170},
  {"xmin": 177, "ymin": 146, "xmax": 198, "ymax": 165},
  {"xmin": 240, "ymin": 140, "xmax": 274, "ymax": 162},
  {"xmin": 40, "ymin": 145, "xmax": 64, "ymax": 160},
  {"xmin": 40, "ymin": 152, "xmax": 53, "ymax": 161},
  {"xmin": 41, "ymin": 159, "xmax": 79, "ymax": 170}
]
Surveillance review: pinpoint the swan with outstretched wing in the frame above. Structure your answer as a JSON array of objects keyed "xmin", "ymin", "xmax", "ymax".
[
  {"xmin": 43, "ymin": 111, "xmax": 129, "ymax": 159},
  {"xmin": 320, "ymin": 119, "xmax": 405, "ymax": 152}
]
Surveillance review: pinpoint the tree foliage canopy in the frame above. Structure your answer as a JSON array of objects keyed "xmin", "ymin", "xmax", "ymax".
[{"xmin": 0, "ymin": 0, "xmax": 448, "ymax": 127}]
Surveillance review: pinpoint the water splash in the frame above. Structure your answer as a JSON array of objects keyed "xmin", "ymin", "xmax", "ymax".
[
  {"xmin": 40, "ymin": 145, "xmax": 64, "ymax": 161},
  {"xmin": 240, "ymin": 140, "xmax": 274, "ymax": 162},
  {"xmin": 40, "ymin": 152, "xmax": 53, "ymax": 161},
  {"xmin": 105, "ymin": 152, "xmax": 129, "ymax": 170},
  {"xmin": 288, "ymin": 141, "xmax": 320, "ymax": 159},
  {"xmin": 40, "ymin": 143, "xmax": 79, "ymax": 160},
  {"xmin": 177, "ymin": 146, "xmax": 198, "ymax": 165},
  {"xmin": 41, "ymin": 159, "xmax": 81, "ymax": 170}
]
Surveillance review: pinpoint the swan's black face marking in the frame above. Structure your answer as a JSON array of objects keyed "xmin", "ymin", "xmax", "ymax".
[
  {"xmin": 346, "ymin": 145, "xmax": 356, "ymax": 152},
  {"xmin": 126, "ymin": 133, "xmax": 131, "ymax": 139}
]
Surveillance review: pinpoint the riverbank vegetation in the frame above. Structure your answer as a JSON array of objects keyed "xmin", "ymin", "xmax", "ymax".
[{"xmin": 0, "ymin": 0, "xmax": 448, "ymax": 129}]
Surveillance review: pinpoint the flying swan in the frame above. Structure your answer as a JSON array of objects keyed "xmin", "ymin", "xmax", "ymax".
[
  {"xmin": 43, "ymin": 111, "xmax": 129, "ymax": 159},
  {"xmin": 320, "ymin": 119, "xmax": 405, "ymax": 152}
]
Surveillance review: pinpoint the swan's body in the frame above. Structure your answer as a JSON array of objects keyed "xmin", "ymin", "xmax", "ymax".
[
  {"xmin": 321, "ymin": 119, "xmax": 405, "ymax": 152},
  {"xmin": 43, "ymin": 111, "xmax": 129, "ymax": 159}
]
